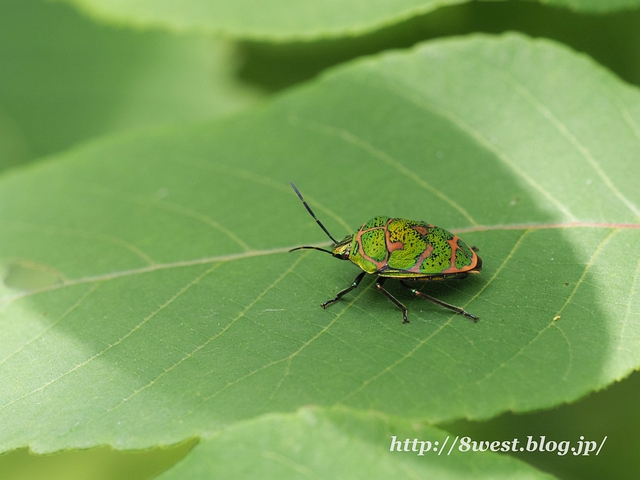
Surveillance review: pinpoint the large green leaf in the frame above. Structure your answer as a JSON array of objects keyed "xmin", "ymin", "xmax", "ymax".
[
  {"xmin": 61, "ymin": 0, "xmax": 640, "ymax": 40},
  {"xmin": 1, "ymin": 33, "xmax": 639, "ymax": 463},
  {"xmin": 0, "ymin": 0, "xmax": 261, "ymax": 171},
  {"xmin": 157, "ymin": 407, "xmax": 557, "ymax": 480}
]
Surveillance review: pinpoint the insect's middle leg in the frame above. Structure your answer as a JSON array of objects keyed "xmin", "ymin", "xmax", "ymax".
[
  {"xmin": 375, "ymin": 277, "xmax": 409, "ymax": 324},
  {"xmin": 321, "ymin": 271, "xmax": 366, "ymax": 309}
]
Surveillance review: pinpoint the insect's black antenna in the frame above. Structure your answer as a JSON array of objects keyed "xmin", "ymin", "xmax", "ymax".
[
  {"xmin": 290, "ymin": 182, "xmax": 339, "ymax": 244},
  {"xmin": 289, "ymin": 245, "xmax": 334, "ymax": 255}
]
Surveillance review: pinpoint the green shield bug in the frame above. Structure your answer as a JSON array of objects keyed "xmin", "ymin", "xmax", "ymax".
[{"xmin": 290, "ymin": 182, "xmax": 482, "ymax": 323}]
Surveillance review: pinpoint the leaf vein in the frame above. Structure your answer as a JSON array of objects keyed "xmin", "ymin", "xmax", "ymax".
[
  {"xmin": 374, "ymin": 76, "xmax": 578, "ymax": 221},
  {"xmin": 499, "ymin": 70, "xmax": 640, "ymax": 221},
  {"xmin": 476, "ymin": 228, "xmax": 619, "ymax": 388},
  {"xmin": 337, "ymin": 229, "xmax": 531, "ymax": 403},
  {"xmin": 0, "ymin": 282, "xmax": 102, "ymax": 367},
  {"xmin": 289, "ymin": 116, "xmax": 478, "ymax": 226},
  {"xmin": 0, "ymin": 263, "xmax": 222, "ymax": 412},
  {"xmin": 91, "ymin": 254, "xmax": 308, "ymax": 427},
  {"xmin": 618, "ymin": 248, "xmax": 640, "ymax": 352}
]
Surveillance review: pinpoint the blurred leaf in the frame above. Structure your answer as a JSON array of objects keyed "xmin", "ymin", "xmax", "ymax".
[
  {"xmin": 235, "ymin": 0, "xmax": 640, "ymax": 93},
  {"xmin": 61, "ymin": 0, "xmax": 640, "ymax": 40},
  {"xmin": 0, "ymin": 108, "xmax": 32, "ymax": 171},
  {"xmin": 62, "ymin": 0, "xmax": 468, "ymax": 39},
  {"xmin": 445, "ymin": 370, "xmax": 640, "ymax": 480},
  {"xmin": 0, "ymin": 440, "xmax": 196, "ymax": 480},
  {"xmin": 0, "ymin": 33, "xmax": 639, "ymax": 471},
  {"xmin": 543, "ymin": 0, "xmax": 640, "ymax": 12},
  {"xmin": 157, "ymin": 407, "xmax": 558, "ymax": 480},
  {"xmin": 0, "ymin": 0, "xmax": 262, "ymax": 171}
]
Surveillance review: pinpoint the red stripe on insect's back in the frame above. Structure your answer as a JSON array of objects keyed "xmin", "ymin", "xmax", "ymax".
[
  {"xmin": 468, "ymin": 249, "xmax": 480, "ymax": 270},
  {"xmin": 354, "ymin": 224, "xmax": 388, "ymax": 271},
  {"xmin": 458, "ymin": 234, "xmax": 480, "ymax": 271},
  {"xmin": 384, "ymin": 218, "xmax": 404, "ymax": 253},
  {"xmin": 410, "ymin": 243, "xmax": 434, "ymax": 273},
  {"xmin": 411, "ymin": 225, "xmax": 428, "ymax": 236},
  {"xmin": 441, "ymin": 236, "xmax": 476, "ymax": 274}
]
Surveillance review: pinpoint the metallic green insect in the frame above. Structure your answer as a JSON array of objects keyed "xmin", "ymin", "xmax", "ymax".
[{"xmin": 290, "ymin": 183, "xmax": 482, "ymax": 323}]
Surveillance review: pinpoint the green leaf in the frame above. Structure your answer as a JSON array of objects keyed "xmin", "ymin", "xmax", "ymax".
[
  {"xmin": 157, "ymin": 407, "xmax": 558, "ymax": 480},
  {"xmin": 0, "ymin": 441, "xmax": 196, "ymax": 480},
  {"xmin": 63, "ymin": 0, "xmax": 469, "ymax": 39},
  {"xmin": 542, "ymin": 0, "xmax": 640, "ymax": 12},
  {"xmin": 0, "ymin": 0, "xmax": 261, "ymax": 171},
  {"xmin": 1, "ymin": 33, "xmax": 639, "ymax": 459},
  {"xmin": 61, "ymin": 0, "xmax": 640, "ymax": 40}
]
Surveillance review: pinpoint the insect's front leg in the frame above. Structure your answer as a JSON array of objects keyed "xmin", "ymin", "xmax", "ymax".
[
  {"xmin": 321, "ymin": 271, "xmax": 366, "ymax": 309},
  {"xmin": 375, "ymin": 277, "xmax": 409, "ymax": 324}
]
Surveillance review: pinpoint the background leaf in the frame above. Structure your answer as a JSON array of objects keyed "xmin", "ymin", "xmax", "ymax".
[
  {"xmin": 543, "ymin": 0, "xmax": 640, "ymax": 12},
  {"xmin": 62, "ymin": 0, "xmax": 468, "ymax": 39},
  {"xmin": 0, "ymin": 441, "xmax": 195, "ymax": 480},
  {"xmin": 1, "ymin": 33, "xmax": 639, "ymax": 472},
  {"xmin": 231, "ymin": 1, "xmax": 640, "ymax": 94},
  {"xmin": 0, "ymin": 0, "xmax": 261, "ymax": 172},
  {"xmin": 445, "ymin": 372, "xmax": 640, "ymax": 480},
  {"xmin": 59, "ymin": 0, "xmax": 640, "ymax": 39},
  {"xmin": 157, "ymin": 406, "xmax": 558, "ymax": 480}
]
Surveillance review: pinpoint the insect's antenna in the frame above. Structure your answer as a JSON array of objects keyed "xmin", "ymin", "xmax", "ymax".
[
  {"xmin": 290, "ymin": 182, "xmax": 339, "ymax": 244},
  {"xmin": 289, "ymin": 246, "xmax": 334, "ymax": 255}
]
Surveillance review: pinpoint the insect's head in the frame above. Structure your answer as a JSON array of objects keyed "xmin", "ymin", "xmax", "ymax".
[
  {"xmin": 330, "ymin": 235, "xmax": 352, "ymax": 259},
  {"xmin": 289, "ymin": 182, "xmax": 351, "ymax": 261}
]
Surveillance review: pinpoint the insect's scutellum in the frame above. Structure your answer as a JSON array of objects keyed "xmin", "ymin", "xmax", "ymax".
[{"xmin": 289, "ymin": 182, "xmax": 482, "ymax": 323}]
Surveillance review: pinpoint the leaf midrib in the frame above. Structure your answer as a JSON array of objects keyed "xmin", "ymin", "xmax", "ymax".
[{"xmin": 3, "ymin": 221, "xmax": 639, "ymax": 306}]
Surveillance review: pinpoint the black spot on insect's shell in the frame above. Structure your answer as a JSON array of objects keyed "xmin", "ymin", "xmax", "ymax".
[
  {"xmin": 361, "ymin": 228, "xmax": 387, "ymax": 262},
  {"xmin": 420, "ymin": 229, "xmax": 453, "ymax": 274},
  {"xmin": 363, "ymin": 216, "xmax": 389, "ymax": 229},
  {"xmin": 455, "ymin": 239, "xmax": 473, "ymax": 269}
]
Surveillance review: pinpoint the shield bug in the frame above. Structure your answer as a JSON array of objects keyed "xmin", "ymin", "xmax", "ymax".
[{"xmin": 290, "ymin": 182, "xmax": 482, "ymax": 323}]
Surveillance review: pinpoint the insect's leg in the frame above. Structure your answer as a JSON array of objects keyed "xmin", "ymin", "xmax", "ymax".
[
  {"xmin": 399, "ymin": 281, "xmax": 478, "ymax": 322},
  {"xmin": 321, "ymin": 271, "xmax": 366, "ymax": 309},
  {"xmin": 376, "ymin": 277, "xmax": 409, "ymax": 324}
]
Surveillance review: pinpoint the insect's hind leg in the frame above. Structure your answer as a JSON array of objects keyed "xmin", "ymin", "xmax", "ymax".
[
  {"xmin": 375, "ymin": 277, "xmax": 409, "ymax": 324},
  {"xmin": 399, "ymin": 280, "xmax": 478, "ymax": 322},
  {"xmin": 321, "ymin": 271, "xmax": 366, "ymax": 309}
]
